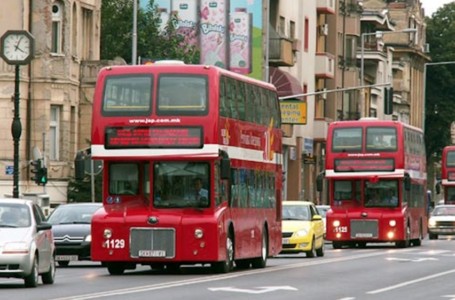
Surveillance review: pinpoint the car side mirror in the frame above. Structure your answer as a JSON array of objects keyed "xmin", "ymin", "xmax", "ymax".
[{"xmin": 37, "ymin": 222, "xmax": 52, "ymax": 231}]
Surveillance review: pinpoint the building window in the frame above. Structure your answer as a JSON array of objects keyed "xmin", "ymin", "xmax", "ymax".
[
  {"xmin": 72, "ymin": 3, "xmax": 78, "ymax": 57},
  {"xmin": 279, "ymin": 16, "xmax": 285, "ymax": 37},
  {"xmin": 289, "ymin": 20, "xmax": 295, "ymax": 40},
  {"xmin": 304, "ymin": 18, "xmax": 309, "ymax": 52},
  {"xmin": 50, "ymin": 106, "xmax": 61, "ymax": 161},
  {"xmin": 52, "ymin": 1, "xmax": 64, "ymax": 53},
  {"xmin": 82, "ymin": 7, "xmax": 94, "ymax": 60}
]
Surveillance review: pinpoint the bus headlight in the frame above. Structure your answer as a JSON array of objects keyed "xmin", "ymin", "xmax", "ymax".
[
  {"xmin": 428, "ymin": 218, "xmax": 436, "ymax": 227},
  {"xmin": 194, "ymin": 229, "xmax": 204, "ymax": 239},
  {"xmin": 103, "ymin": 229, "xmax": 113, "ymax": 239},
  {"xmin": 333, "ymin": 220, "xmax": 340, "ymax": 227},
  {"xmin": 389, "ymin": 220, "xmax": 396, "ymax": 227}
]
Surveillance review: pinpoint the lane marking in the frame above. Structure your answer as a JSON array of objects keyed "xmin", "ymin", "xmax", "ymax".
[
  {"xmin": 367, "ymin": 269, "xmax": 455, "ymax": 294},
  {"xmin": 48, "ymin": 250, "xmax": 412, "ymax": 300}
]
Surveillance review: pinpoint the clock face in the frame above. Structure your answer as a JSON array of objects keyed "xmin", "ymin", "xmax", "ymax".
[{"xmin": 0, "ymin": 30, "xmax": 34, "ymax": 64}]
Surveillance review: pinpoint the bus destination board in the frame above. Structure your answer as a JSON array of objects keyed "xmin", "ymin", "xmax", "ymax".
[
  {"xmin": 335, "ymin": 158, "xmax": 394, "ymax": 172},
  {"xmin": 105, "ymin": 126, "xmax": 203, "ymax": 148},
  {"xmin": 448, "ymin": 172, "xmax": 455, "ymax": 181}
]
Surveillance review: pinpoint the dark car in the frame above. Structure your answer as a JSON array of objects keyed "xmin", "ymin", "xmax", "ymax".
[{"xmin": 47, "ymin": 203, "xmax": 102, "ymax": 266}]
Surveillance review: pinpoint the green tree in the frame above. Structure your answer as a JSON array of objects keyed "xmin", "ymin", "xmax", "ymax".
[
  {"xmin": 101, "ymin": 0, "xmax": 199, "ymax": 64},
  {"xmin": 424, "ymin": 2, "xmax": 455, "ymax": 163}
]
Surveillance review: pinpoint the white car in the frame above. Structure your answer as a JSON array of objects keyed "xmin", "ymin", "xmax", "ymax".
[
  {"xmin": 0, "ymin": 198, "xmax": 56, "ymax": 287},
  {"xmin": 428, "ymin": 204, "xmax": 455, "ymax": 240},
  {"xmin": 316, "ymin": 205, "xmax": 330, "ymax": 238}
]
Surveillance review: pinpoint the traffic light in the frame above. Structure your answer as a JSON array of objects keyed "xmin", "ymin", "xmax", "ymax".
[
  {"xmin": 384, "ymin": 87, "xmax": 394, "ymax": 115},
  {"xmin": 30, "ymin": 159, "xmax": 42, "ymax": 184},
  {"xmin": 30, "ymin": 159, "xmax": 47, "ymax": 186}
]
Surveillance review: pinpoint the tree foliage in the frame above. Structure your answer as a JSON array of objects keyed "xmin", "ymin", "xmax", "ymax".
[
  {"xmin": 424, "ymin": 2, "xmax": 455, "ymax": 163},
  {"xmin": 100, "ymin": 0, "xmax": 199, "ymax": 64}
]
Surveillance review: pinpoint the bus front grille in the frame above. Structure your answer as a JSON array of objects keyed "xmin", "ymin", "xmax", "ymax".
[
  {"xmin": 130, "ymin": 228, "xmax": 175, "ymax": 259},
  {"xmin": 350, "ymin": 220, "xmax": 379, "ymax": 238}
]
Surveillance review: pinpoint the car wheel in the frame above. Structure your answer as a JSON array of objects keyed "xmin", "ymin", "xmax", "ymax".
[
  {"xmin": 429, "ymin": 233, "xmax": 438, "ymax": 240},
  {"xmin": 316, "ymin": 239, "xmax": 325, "ymax": 257},
  {"xmin": 212, "ymin": 231, "xmax": 234, "ymax": 273},
  {"xmin": 57, "ymin": 261, "xmax": 70, "ymax": 267},
  {"xmin": 42, "ymin": 255, "xmax": 56, "ymax": 284},
  {"xmin": 24, "ymin": 256, "xmax": 39, "ymax": 288},
  {"xmin": 251, "ymin": 229, "xmax": 268, "ymax": 268},
  {"xmin": 306, "ymin": 237, "xmax": 317, "ymax": 258}
]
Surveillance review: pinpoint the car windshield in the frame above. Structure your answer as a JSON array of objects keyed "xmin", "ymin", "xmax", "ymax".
[
  {"xmin": 282, "ymin": 205, "xmax": 310, "ymax": 221},
  {"xmin": 432, "ymin": 206, "xmax": 455, "ymax": 216},
  {"xmin": 47, "ymin": 204, "xmax": 101, "ymax": 225},
  {"xmin": 0, "ymin": 203, "xmax": 31, "ymax": 228}
]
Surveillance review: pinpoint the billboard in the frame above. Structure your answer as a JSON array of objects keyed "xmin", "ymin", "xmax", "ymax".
[{"xmin": 140, "ymin": 0, "xmax": 263, "ymax": 80}]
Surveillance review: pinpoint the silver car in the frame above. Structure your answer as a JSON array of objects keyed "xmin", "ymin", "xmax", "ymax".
[
  {"xmin": 428, "ymin": 204, "xmax": 455, "ymax": 240},
  {"xmin": 0, "ymin": 198, "xmax": 56, "ymax": 287}
]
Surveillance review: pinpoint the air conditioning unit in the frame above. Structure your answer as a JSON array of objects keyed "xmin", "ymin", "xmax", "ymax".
[
  {"xmin": 422, "ymin": 43, "xmax": 430, "ymax": 53},
  {"xmin": 292, "ymin": 39, "xmax": 301, "ymax": 52},
  {"xmin": 319, "ymin": 24, "xmax": 329, "ymax": 36}
]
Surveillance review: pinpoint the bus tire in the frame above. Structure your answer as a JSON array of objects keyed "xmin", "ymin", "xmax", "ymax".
[
  {"xmin": 396, "ymin": 225, "xmax": 411, "ymax": 248},
  {"xmin": 107, "ymin": 263, "xmax": 126, "ymax": 275},
  {"xmin": 332, "ymin": 241, "xmax": 342, "ymax": 249},
  {"xmin": 252, "ymin": 229, "xmax": 268, "ymax": 268},
  {"xmin": 412, "ymin": 222, "xmax": 423, "ymax": 246},
  {"xmin": 212, "ymin": 231, "xmax": 234, "ymax": 273}
]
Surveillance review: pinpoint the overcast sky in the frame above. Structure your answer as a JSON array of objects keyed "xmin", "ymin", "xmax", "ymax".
[{"xmin": 420, "ymin": 0, "xmax": 453, "ymax": 16}]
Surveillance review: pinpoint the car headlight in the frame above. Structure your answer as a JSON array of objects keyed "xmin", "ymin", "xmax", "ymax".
[
  {"xmin": 3, "ymin": 242, "xmax": 29, "ymax": 253},
  {"xmin": 84, "ymin": 234, "xmax": 92, "ymax": 242},
  {"xmin": 428, "ymin": 218, "xmax": 436, "ymax": 227},
  {"xmin": 295, "ymin": 228, "xmax": 309, "ymax": 237}
]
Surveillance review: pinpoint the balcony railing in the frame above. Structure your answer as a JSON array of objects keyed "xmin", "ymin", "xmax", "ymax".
[
  {"xmin": 317, "ymin": 0, "xmax": 335, "ymax": 14},
  {"xmin": 269, "ymin": 37, "xmax": 294, "ymax": 67}
]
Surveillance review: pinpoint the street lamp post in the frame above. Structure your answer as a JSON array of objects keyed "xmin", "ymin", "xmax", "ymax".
[
  {"xmin": 360, "ymin": 28, "xmax": 417, "ymax": 118},
  {"xmin": 423, "ymin": 61, "xmax": 455, "ymax": 133}
]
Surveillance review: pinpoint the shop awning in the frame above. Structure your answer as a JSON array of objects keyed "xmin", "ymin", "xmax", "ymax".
[{"xmin": 269, "ymin": 67, "xmax": 303, "ymax": 100}]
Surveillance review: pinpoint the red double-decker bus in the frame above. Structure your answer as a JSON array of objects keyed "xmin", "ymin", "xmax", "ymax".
[
  {"xmin": 317, "ymin": 118, "xmax": 427, "ymax": 248},
  {"xmin": 440, "ymin": 146, "xmax": 455, "ymax": 204},
  {"xmin": 89, "ymin": 61, "xmax": 283, "ymax": 274}
]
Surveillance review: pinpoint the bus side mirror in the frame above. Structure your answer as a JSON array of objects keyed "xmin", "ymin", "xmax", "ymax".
[
  {"xmin": 404, "ymin": 175, "xmax": 411, "ymax": 191},
  {"xmin": 220, "ymin": 157, "xmax": 230, "ymax": 180},
  {"xmin": 316, "ymin": 172, "xmax": 325, "ymax": 192},
  {"xmin": 436, "ymin": 183, "xmax": 440, "ymax": 195}
]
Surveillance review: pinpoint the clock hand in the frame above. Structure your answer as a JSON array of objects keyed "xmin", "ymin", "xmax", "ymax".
[{"xmin": 14, "ymin": 36, "xmax": 24, "ymax": 51}]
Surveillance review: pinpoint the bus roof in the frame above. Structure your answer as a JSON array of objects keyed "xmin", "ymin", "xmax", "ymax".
[{"xmin": 329, "ymin": 119, "xmax": 423, "ymax": 133}]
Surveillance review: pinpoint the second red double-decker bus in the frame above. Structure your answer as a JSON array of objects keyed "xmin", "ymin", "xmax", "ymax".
[
  {"xmin": 317, "ymin": 118, "xmax": 427, "ymax": 248},
  {"xmin": 440, "ymin": 146, "xmax": 455, "ymax": 204},
  {"xmin": 89, "ymin": 61, "xmax": 283, "ymax": 274}
]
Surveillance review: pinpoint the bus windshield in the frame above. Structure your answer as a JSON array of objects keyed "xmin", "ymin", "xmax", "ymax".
[
  {"xmin": 447, "ymin": 151, "xmax": 455, "ymax": 167},
  {"xmin": 364, "ymin": 180, "xmax": 399, "ymax": 208},
  {"xmin": 153, "ymin": 162, "xmax": 210, "ymax": 208},
  {"xmin": 366, "ymin": 127, "xmax": 397, "ymax": 151}
]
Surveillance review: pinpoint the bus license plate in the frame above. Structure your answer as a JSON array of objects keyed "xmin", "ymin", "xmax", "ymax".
[
  {"xmin": 355, "ymin": 233, "xmax": 373, "ymax": 238},
  {"xmin": 138, "ymin": 250, "xmax": 166, "ymax": 257},
  {"xmin": 282, "ymin": 238, "xmax": 290, "ymax": 244}
]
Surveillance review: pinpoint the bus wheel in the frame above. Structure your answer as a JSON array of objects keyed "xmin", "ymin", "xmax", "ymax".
[
  {"xmin": 332, "ymin": 241, "xmax": 342, "ymax": 249},
  {"xmin": 396, "ymin": 225, "xmax": 411, "ymax": 248},
  {"xmin": 413, "ymin": 224, "xmax": 423, "ymax": 246},
  {"xmin": 235, "ymin": 259, "xmax": 251, "ymax": 269},
  {"xmin": 212, "ymin": 232, "xmax": 234, "ymax": 273},
  {"xmin": 107, "ymin": 263, "xmax": 126, "ymax": 275},
  {"xmin": 252, "ymin": 229, "xmax": 268, "ymax": 268},
  {"xmin": 306, "ymin": 237, "xmax": 317, "ymax": 258}
]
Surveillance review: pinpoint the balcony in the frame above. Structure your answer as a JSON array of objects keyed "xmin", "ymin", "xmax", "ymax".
[
  {"xmin": 315, "ymin": 52, "xmax": 335, "ymax": 79},
  {"xmin": 317, "ymin": 0, "xmax": 335, "ymax": 15},
  {"xmin": 269, "ymin": 37, "xmax": 294, "ymax": 67}
]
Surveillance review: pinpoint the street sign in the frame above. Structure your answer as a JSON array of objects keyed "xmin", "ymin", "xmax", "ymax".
[{"xmin": 5, "ymin": 165, "xmax": 13, "ymax": 175}]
